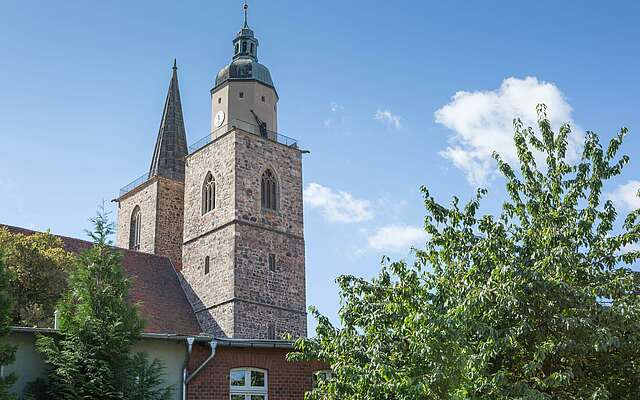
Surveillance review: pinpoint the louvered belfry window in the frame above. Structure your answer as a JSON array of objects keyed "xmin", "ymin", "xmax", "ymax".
[
  {"xmin": 202, "ymin": 172, "xmax": 215, "ymax": 214},
  {"xmin": 261, "ymin": 169, "xmax": 277, "ymax": 211}
]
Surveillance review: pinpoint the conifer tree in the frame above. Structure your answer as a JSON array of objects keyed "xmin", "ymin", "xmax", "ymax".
[
  {"xmin": 290, "ymin": 105, "xmax": 640, "ymax": 399},
  {"xmin": 36, "ymin": 207, "xmax": 150, "ymax": 399}
]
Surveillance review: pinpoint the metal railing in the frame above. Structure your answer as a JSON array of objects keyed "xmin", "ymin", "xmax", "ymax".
[
  {"xmin": 188, "ymin": 119, "xmax": 298, "ymax": 154},
  {"xmin": 119, "ymin": 119, "xmax": 299, "ymax": 197},
  {"xmin": 119, "ymin": 172, "xmax": 150, "ymax": 197}
]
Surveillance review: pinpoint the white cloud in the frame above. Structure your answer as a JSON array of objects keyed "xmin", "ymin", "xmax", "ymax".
[
  {"xmin": 607, "ymin": 180, "xmax": 640, "ymax": 211},
  {"xmin": 324, "ymin": 102, "xmax": 346, "ymax": 129},
  {"xmin": 435, "ymin": 77, "xmax": 578, "ymax": 186},
  {"xmin": 330, "ymin": 102, "xmax": 344, "ymax": 113},
  {"xmin": 374, "ymin": 109, "xmax": 402, "ymax": 130},
  {"xmin": 304, "ymin": 183, "xmax": 373, "ymax": 223},
  {"xmin": 367, "ymin": 225, "xmax": 427, "ymax": 253}
]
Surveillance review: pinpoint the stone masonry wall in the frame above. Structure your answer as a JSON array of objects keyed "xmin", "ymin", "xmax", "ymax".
[
  {"xmin": 233, "ymin": 224, "xmax": 306, "ymax": 338},
  {"xmin": 154, "ymin": 177, "xmax": 185, "ymax": 270},
  {"xmin": 180, "ymin": 128, "xmax": 307, "ymax": 339},
  {"xmin": 181, "ymin": 132, "xmax": 237, "ymax": 337},
  {"xmin": 116, "ymin": 179, "xmax": 158, "ymax": 253},
  {"xmin": 234, "ymin": 300, "xmax": 307, "ymax": 339},
  {"xmin": 232, "ymin": 130, "xmax": 307, "ymax": 339},
  {"xmin": 183, "ymin": 132, "xmax": 236, "ymax": 242},
  {"xmin": 234, "ymin": 130, "xmax": 304, "ymax": 238},
  {"xmin": 181, "ymin": 225, "xmax": 236, "ymax": 337}
]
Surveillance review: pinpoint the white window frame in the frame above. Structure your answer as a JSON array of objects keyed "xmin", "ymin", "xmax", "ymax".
[{"xmin": 230, "ymin": 368, "xmax": 268, "ymax": 400}]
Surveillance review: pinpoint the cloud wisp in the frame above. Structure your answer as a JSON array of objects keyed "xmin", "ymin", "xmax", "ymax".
[
  {"xmin": 607, "ymin": 180, "xmax": 640, "ymax": 211},
  {"xmin": 367, "ymin": 225, "xmax": 427, "ymax": 254},
  {"xmin": 304, "ymin": 182, "xmax": 373, "ymax": 223},
  {"xmin": 435, "ymin": 77, "xmax": 579, "ymax": 186},
  {"xmin": 374, "ymin": 109, "xmax": 402, "ymax": 130}
]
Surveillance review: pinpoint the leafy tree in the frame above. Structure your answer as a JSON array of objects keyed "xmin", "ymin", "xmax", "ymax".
[
  {"xmin": 0, "ymin": 228, "xmax": 74, "ymax": 327},
  {"xmin": 36, "ymin": 207, "xmax": 169, "ymax": 399},
  {"xmin": 290, "ymin": 105, "xmax": 640, "ymax": 399},
  {"xmin": 0, "ymin": 253, "xmax": 17, "ymax": 400}
]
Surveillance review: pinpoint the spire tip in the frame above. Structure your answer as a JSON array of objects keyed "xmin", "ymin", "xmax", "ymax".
[
  {"xmin": 243, "ymin": 0, "xmax": 249, "ymax": 28},
  {"xmin": 173, "ymin": 58, "xmax": 177, "ymax": 70}
]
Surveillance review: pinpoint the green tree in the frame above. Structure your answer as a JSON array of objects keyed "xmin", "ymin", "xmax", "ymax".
[
  {"xmin": 289, "ymin": 105, "xmax": 640, "ymax": 399},
  {"xmin": 0, "ymin": 228, "xmax": 74, "ymax": 327},
  {"xmin": 36, "ymin": 208, "xmax": 155, "ymax": 399},
  {"xmin": 0, "ymin": 253, "xmax": 17, "ymax": 399}
]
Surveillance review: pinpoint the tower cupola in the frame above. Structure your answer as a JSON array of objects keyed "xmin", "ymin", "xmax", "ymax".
[
  {"xmin": 210, "ymin": 1, "xmax": 279, "ymax": 133},
  {"xmin": 214, "ymin": 2, "xmax": 275, "ymax": 91}
]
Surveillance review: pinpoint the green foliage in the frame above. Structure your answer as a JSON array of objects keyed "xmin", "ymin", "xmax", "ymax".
[
  {"xmin": 0, "ymin": 228, "xmax": 74, "ymax": 327},
  {"xmin": 290, "ymin": 105, "xmax": 640, "ymax": 400},
  {"xmin": 0, "ymin": 253, "xmax": 17, "ymax": 400},
  {"xmin": 22, "ymin": 378, "xmax": 51, "ymax": 400},
  {"xmin": 123, "ymin": 353, "xmax": 174, "ymax": 400},
  {"xmin": 36, "ymin": 206, "xmax": 170, "ymax": 399}
]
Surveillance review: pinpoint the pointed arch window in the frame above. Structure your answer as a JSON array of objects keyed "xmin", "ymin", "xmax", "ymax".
[
  {"xmin": 129, "ymin": 206, "xmax": 141, "ymax": 251},
  {"xmin": 202, "ymin": 172, "xmax": 215, "ymax": 215},
  {"xmin": 261, "ymin": 169, "xmax": 278, "ymax": 211}
]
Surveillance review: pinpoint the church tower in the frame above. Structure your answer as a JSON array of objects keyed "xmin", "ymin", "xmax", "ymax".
[
  {"xmin": 180, "ymin": 4, "xmax": 307, "ymax": 339},
  {"xmin": 115, "ymin": 61, "xmax": 187, "ymax": 270}
]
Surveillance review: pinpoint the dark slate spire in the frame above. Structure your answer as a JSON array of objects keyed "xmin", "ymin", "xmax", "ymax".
[{"xmin": 149, "ymin": 60, "xmax": 188, "ymax": 181}]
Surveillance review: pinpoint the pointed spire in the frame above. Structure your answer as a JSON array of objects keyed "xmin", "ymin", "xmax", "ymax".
[{"xmin": 148, "ymin": 60, "xmax": 188, "ymax": 181}]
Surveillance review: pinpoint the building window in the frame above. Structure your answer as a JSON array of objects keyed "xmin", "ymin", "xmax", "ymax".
[
  {"xmin": 313, "ymin": 370, "xmax": 333, "ymax": 388},
  {"xmin": 129, "ymin": 206, "xmax": 141, "ymax": 251},
  {"xmin": 267, "ymin": 323, "xmax": 275, "ymax": 340},
  {"xmin": 261, "ymin": 169, "xmax": 277, "ymax": 211},
  {"xmin": 261, "ymin": 95, "xmax": 265, "ymax": 102},
  {"xmin": 202, "ymin": 172, "xmax": 215, "ymax": 214},
  {"xmin": 242, "ymin": 41, "xmax": 247, "ymax": 53},
  {"xmin": 218, "ymin": 97, "xmax": 222, "ymax": 104},
  {"xmin": 250, "ymin": 43, "xmax": 254, "ymax": 54},
  {"xmin": 204, "ymin": 256, "xmax": 210, "ymax": 275},
  {"xmin": 230, "ymin": 368, "xmax": 267, "ymax": 400},
  {"xmin": 268, "ymin": 253, "xmax": 276, "ymax": 272},
  {"xmin": 239, "ymin": 92, "xmax": 244, "ymax": 99},
  {"xmin": 235, "ymin": 43, "xmax": 239, "ymax": 54}
]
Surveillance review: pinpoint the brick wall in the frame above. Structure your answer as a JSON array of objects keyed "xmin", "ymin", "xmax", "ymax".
[{"xmin": 187, "ymin": 344, "xmax": 325, "ymax": 400}]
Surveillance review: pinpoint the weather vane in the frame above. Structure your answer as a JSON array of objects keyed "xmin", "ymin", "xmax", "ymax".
[{"xmin": 243, "ymin": 0, "xmax": 249, "ymax": 28}]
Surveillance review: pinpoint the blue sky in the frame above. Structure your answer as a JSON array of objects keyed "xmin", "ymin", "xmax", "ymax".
[{"xmin": 1, "ymin": 1, "xmax": 639, "ymax": 333}]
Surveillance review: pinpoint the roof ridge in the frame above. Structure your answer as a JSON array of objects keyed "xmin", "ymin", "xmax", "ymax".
[{"xmin": 0, "ymin": 223, "xmax": 172, "ymax": 261}]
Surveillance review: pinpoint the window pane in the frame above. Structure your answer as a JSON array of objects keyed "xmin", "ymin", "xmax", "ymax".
[
  {"xmin": 231, "ymin": 395, "xmax": 245, "ymax": 400},
  {"xmin": 251, "ymin": 396, "xmax": 265, "ymax": 400},
  {"xmin": 230, "ymin": 370, "xmax": 245, "ymax": 386},
  {"xmin": 250, "ymin": 370, "xmax": 265, "ymax": 387}
]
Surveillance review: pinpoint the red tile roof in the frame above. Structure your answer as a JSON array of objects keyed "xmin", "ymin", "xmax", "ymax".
[{"xmin": 1, "ymin": 224, "xmax": 201, "ymax": 336}]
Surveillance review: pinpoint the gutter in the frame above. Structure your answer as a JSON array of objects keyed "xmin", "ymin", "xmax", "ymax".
[{"xmin": 182, "ymin": 337, "xmax": 217, "ymax": 400}]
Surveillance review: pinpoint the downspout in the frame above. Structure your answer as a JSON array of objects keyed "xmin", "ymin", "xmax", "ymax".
[
  {"xmin": 182, "ymin": 337, "xmax": 195, "ymax": 400},
  {"xmin": 183, "ymin": 338, "xmax": 217, "ymax": 400}
]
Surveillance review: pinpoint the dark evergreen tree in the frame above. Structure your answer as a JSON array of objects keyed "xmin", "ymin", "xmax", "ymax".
[{"xmin": 37, "ymin": 207, "xmax": 171, "ymax": 399}]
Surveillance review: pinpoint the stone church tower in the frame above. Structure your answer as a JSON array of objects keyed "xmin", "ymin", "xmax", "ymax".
[{"xmin": 116, "ymin": 5, "xmax": 307, "ymax": 340}]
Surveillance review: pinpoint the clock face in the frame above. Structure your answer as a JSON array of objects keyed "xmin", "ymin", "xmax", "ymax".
[{"xmin": 214, "ymin": 110, "xmax": 225, "ymax": 128}]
